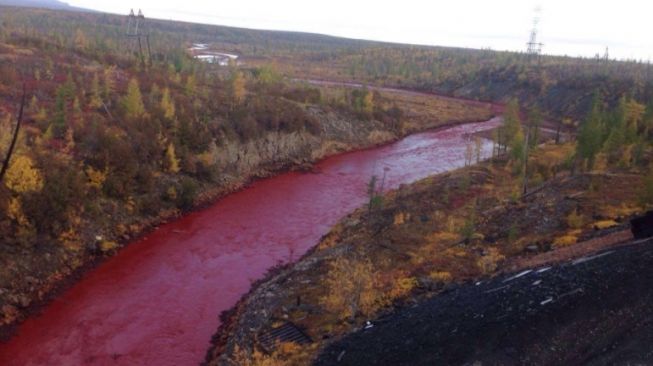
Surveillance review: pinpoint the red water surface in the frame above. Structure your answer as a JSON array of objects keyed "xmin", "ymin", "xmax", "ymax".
[{"xmin": 0, "ymin": 118, "xmax": 500, "ymax": 366}]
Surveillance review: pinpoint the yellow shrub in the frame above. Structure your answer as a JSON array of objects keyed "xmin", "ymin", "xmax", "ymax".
[
  {"xmin": 165, "ymin": 143, "xmax": 180, "ymax": 173},
  {"xmin": 393, "ymin": 212, "xmax": 410, "ymax": 225},
  {"xmin": 5, "ymin": 155, "xmax": 43, "ymax": 193},
  {"xmin": 166, "ymin": 186, "xmax": 177, "ymax": 200},
  {"xmin": 2, "ymin": 304, "xmax": 18, "ymax": 325},
  {"xmin": 85, "ymin": 166, "xmax": 107, "ymax": 190},
  {"xmin": 599, "ymin": 204, "xmax": 639, "ymax": 218},
  {"xmin": 320, "ymin": 257, "xmax": 381, "ymax": 319},
  {"xmin": 566, "ymin": 209, "xmax": 584, "ymax": 229},
  {"xmin": 429, "ymin": 271, "xmax": 453, "ymax": 283},
  {"xmin": 231, "ymin": 342, "xmax": 313, "ymax": 366},
  {"xmin": 7, "ymin": 197, "xmax": 28, "ymax": 226},
  {"xmin": 593, "ymin": 153, "xmax": 608, "ymax": 172},
  {"xmin": 388, "ymin": 276, "xmax": 418, "ymax": 299},
  {"xmin": 100, "ymin": 241, "xmax": 119, "ymax": 252},
  {"xmin": 553, "ymin": 235, "xmax": 577, "ymax": 248},
  {"xmin": 477, "ymin": 247, "xmax": 505, "ymax": 274},
  {"xmin": 444, "ymin": 246, "xmax": 468, "ymax": 258},
  {"xmin": 593, "ymin": 220, "xmax": 618, "ymax": 230},
  {"xmin": 59, "ymin": 228, "xmax": 81, "ymax": 251},
  {"xmin": 317, "ymin": 227, "xmax": 342, "ymax": 250}
]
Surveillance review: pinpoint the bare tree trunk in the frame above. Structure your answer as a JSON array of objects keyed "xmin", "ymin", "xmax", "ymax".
[{"xmin": 0, "ymin": 85, "xmax": 26, "ymax": 184}]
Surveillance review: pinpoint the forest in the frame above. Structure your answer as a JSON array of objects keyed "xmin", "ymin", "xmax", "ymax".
[{"xmin": 282, "ymin": 46, "xmax": 653, "ymax": 121}]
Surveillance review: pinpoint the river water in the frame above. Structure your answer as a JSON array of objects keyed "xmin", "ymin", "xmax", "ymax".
[{"xmin": 0, "ymin": 118, "xmax": 500, "ymax": 366}]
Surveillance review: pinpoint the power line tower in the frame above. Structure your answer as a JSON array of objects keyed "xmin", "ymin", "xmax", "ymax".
[
  {"xmin": 125, "ymin": 9, "xmax": 152, "ymax": 67},
  {"xmin": 526, "ymin": 6, "xmax": 544, "ymax": 59}
]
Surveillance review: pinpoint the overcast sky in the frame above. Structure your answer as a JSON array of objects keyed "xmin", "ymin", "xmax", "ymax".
[{"xmin": 68, "ymin": 0, "xmax": 652, "ymax": 60}]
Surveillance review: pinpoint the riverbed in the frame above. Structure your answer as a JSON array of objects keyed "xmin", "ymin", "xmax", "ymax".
[{"xmin": 0, "ymin": 118, "xmax": 500, "ymax": 366}]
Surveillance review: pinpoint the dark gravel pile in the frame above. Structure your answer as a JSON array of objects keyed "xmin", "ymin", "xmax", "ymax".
[{"xmin": 316, "ymin": 238, "xmax": 653, "ymax": 366}]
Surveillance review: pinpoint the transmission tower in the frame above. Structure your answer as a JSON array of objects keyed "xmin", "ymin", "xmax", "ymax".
[
  {"xmin": 526, "ymin": 6, "xmax": 544, "ymax": 57},
  {"xmin": 125, "ymin": 9, "xmax": 152, "ymax": 67}
]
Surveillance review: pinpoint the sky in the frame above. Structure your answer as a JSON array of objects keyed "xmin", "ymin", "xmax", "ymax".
[{"xmin": 67, "ymin": 0, "xmax": 653, "ymax": 61}]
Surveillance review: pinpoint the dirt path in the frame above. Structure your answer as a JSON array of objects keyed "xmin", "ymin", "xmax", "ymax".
[{"xmin": 316, "ymin": 237, "xmax": 653, "ymax": 366}]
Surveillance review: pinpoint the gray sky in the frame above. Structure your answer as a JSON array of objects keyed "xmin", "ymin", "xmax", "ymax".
[{"xmin": 69, "ymin": 0, "xmax": 653, "ymax": 60}]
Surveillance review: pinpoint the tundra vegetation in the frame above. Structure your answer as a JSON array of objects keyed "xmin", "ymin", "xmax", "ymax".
[{"xmin": 0, "ymin": 6, "xmax": 652, "ymax": 363}]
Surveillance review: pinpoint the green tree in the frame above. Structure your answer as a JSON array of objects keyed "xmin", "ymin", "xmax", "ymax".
[
  {"xmin": 644, "ymin": 97, "xmax": 653, "ymax": 138},
  {"xmin": 122, "ymin": 78, "xmax": 146, "ymax": 119},
  {"xmin": 527, "ymin": 107, "xmax": 542, "ymax": 149},
  {"xmin": 624, "ymin": 98, "xmax": 646, "ymax": 143},
  {"xmin": 510, "ymin": 125, "xmax": 526, "ymax": 168},
  {"xmin": 577, "ymin": 92, "xmax": 604, "ymax": 170},
  {"xmin": 367, "ymin": 175, "xmax": 382, "ymax": 214},
  {"xmin": 603, "ymin": 99, "xmax": 627, "ymax": 164},
  {"xmin": 256, "ymin": 65, "xmax": 281, "ymax": 86},
  {"xmin": 51, "ymin": 86, "xmax": 67, "ymax": 139},
  {"xmin": 501, "ymin": 99, "xmax": 522, "ymax": 152}
]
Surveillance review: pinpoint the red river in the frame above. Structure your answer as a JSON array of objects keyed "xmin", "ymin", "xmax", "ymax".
[{"xmin": 0, "ymin": 118, "xmax": 500, "ymax": 365}]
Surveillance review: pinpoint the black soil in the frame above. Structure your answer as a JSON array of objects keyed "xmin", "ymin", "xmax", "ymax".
[{"xmin": 316, "ymin": 238, "xmax": 653, "ymax": 366}]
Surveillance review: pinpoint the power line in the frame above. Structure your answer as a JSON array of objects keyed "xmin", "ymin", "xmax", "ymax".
[
  {"xmin": 125, "ymin": 8, "xmax": 152, "ymax": 67},
  {"xmin": 526, "ymin": 6, "xmax": 544, "ymax": 58}
]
